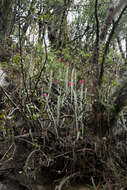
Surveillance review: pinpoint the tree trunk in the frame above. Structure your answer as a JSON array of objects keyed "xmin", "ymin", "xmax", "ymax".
[{"xmin": 0, "ymin": 0, "xmax": 14, "ymax": 41}]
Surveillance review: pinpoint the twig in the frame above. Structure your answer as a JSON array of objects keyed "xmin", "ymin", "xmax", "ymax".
[
  {"xmin": 0, "ymin": 143, "xmax": 15, "ymax": 162},
  {"xmin": 17, "ymin": 0, "xmax": 30, "ymax": 103},
  {"xmin": 55, "ymin": 148, "xmax": 94, "ymax": 159},
  {"xmin": 69, "ymin": 25, "xmax": 90, "ymax": 44},
  {"xmin": 1, "ymin": 87, "xmax": 19, "ymax": 109},
  {"xmin": 55, "ymin": 172, "xmax": 80, "ymax": 190},
  {"xmin": 34, "ymin": 35, "xmax": 48, "ymax": 90},
  {"xmin": 24, "ymin": 149, "xmax": 48, "ymax": 173},
  {"xmin": 91, "ymin": 177, "xmax": 97, "ymax": 190}
]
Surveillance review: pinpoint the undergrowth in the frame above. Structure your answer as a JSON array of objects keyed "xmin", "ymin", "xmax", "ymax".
[{"xmin": 0, "ymin": 46, "xmax": 127, "ymax": 190}]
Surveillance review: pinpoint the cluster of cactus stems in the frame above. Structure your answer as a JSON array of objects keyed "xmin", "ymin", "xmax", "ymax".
[{"xmin": 43, "ymin": 65, "xmax": 86, "ymax": 139}]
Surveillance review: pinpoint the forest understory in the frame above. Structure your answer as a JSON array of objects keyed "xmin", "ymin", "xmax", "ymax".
[{"xmin": 0, "ymin": 0, "xmax": 127, "ymax": 189}]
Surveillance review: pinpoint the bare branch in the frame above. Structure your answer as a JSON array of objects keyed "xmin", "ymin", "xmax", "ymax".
[
  {"xmin": 69, "ymin": 25, "xmax": 90, "ymax": 44},
  {"xmin": 92, "ymin": 0, "xmax": 100, "ymax": 67},
  {"xmin": 90, "ymin": 0, "xmax": 100, "ymax": 98},
  {"xmin": 95, "ymin": 0, "xmax": 100, "ymax": 45}
]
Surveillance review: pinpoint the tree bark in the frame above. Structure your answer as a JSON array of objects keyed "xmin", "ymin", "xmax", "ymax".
[
  {"xmin": 91, "ymin": 0, "xmax": 127, "ymax": 137},
  {"xmin": 109, "ymin": 71, "xmax": 127, "ymax": 128},
  {"xmin": 0, "ymin": 0, "xmax": 14, "ymax": 41}
]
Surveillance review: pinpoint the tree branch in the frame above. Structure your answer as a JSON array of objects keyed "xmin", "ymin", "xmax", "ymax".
[
  {"xmin": 100, "ymin": 0, "xmax": 127, "ymax": 44},
  {"xmin": 92, "ymin": 0, "xmax": 100, "ymax": 67},
  {"xmin": 95, "ymin": 0, "xmax": 100, "ymax": 45},
  {"xmin": 98, "ymin": 4, "xmax": 127, "ymax": 85},
  {"xmin": 109, "ymin": 70, "xmax": 127, "ymax": 128},
  {"xmin": 69, "ymin": 25, "xmax": 90, "ymax": 44},
  {"xmin": 91, "ymin": 0, "xmax": 100, "ymax": 99},
  {"xmin": 117, "ymin": 36, "xmax": 126, "ymax": 60}
]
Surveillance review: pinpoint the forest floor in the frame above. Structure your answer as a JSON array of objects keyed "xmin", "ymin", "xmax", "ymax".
[{"xmin": 0, "ymin": 128, "xmax": 127, "ymax": 190}]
